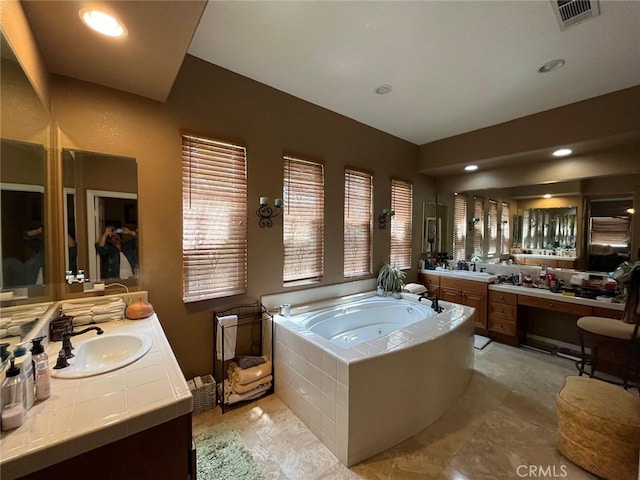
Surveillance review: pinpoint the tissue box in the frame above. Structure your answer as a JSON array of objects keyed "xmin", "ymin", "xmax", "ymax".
[{"xmin": 190, "ymin": 374, "xmax": 216, "ymax": 416}]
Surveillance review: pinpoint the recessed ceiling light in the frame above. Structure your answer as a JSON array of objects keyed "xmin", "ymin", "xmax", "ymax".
[
  {"xmin": 374, "ymin": 85, "xmax": 392, "ymax": 95},
  {"xmin": 464, "ymin": 165, "xmax": 478, "ymax": 172},
  {"xmin": 538, "ymin": 59, "xmax": 565, "ymax": 73},
  {"xmin": 80, "ymin": 8, "xmax": 127, "ymax": 38},
  {"xmin": 552, "ymin": 148, "xmax": 572, "ymax": 157},
  {"xmin": 543, "ymin": 194, "xmax": 552, "ymax": 199}
]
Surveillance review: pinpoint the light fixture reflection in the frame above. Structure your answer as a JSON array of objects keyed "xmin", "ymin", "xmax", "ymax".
[
  {"xmin": 628, "ymin": 208, "xmax": 635, "ymax": 214},
  {"xmin": 464, "ymin": 165, "xmax": 478, "ymax": 172},
  {"xmin": 543, "ymin": 194, "xmax": 552, "ymax": 199},
  {"xmin": 80, "ymin": 9, "xmax": 127, "ymax": 38}
]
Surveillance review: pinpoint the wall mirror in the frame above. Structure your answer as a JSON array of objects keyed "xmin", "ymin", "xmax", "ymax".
[
  {"xmin": 62, "ymin": 148, "xmax": 138, "ymax": 283},
  {"xmin": 0, "ymin": 32, "xmax": 52, "ymax": 305},
  {"xmin": 422, "ymin": 200, "xmax": 449, "ymax": 256},
  {"xmin": 1, "ymin": 32, "xmax": 54, "ymax": 369}
]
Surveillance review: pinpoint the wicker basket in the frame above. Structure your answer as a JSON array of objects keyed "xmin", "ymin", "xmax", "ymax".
[{"xmin": 191, "ymin": 374, "xmax": 216, "ymax": 416}]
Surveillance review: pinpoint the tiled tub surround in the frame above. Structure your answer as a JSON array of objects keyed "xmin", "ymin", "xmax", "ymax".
[
  {"xmin": 0, "ymin": 308, "xmax": 192, "ymax": 479},
  {"xmin": 273, "ymin": 292, "xmax": 475, "ymax": 467}
]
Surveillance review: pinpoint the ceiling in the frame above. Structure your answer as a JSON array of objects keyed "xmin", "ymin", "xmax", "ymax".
[{"xmin": 19, "ymin": 1, "xmax": 640, "ymax": 146}]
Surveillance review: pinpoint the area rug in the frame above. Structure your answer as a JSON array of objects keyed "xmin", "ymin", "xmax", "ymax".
[
  {"xmin": 474, "ymin": 334, "xmax": 491, "ymax": 350},
  {"xmin": 194, "ymin": 421, "xmax": 265, "ymax": 480}
]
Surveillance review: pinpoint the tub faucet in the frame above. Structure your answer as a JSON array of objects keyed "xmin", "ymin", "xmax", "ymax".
[
  {"xmin": 62, "ymin": 326, "xmax": 104, "ymax": 359},
  {"xmin": 418, "ymin": 293, "xmax": 443, "ymax": 313}
]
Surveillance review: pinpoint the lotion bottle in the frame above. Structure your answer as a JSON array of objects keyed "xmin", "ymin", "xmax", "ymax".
[
  {"xmin": 30, "ymin": 336, "xmax": 50, "ymax": 401},
  {"xmin": 1, "ymin": 357, "xmax": 26, "ymax": 430},
  {"xmin": 13, "ymin": 343, "xmax": 34, "ymax": 409}
]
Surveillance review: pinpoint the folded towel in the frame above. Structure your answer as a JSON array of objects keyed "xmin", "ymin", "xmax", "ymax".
[
  {"xmin": 236, "ymin": 354, "xmax": 266, "ymax": 369},
  {"xmin": 404, "ymin": 283, "xmax": 427, "ymax": 294},
  {"xmin": 72, "ymin": 315, "xmax": 94, "ymax": 326},
  {"xmin": 194, "ymin": 376, "xmax": 204, "ymax": 388},
  {"xmin": 231, "ymin": 375, "xmax": 273, "ymax": 394},
  {"xmin": 216, "ymin": 315, "xmax": 238, "ymax": 361},
  {"xmin": 221, "ymin": 379, "xmax": 271, "ymax": 405},
  {"xmin": 228, "ymin": 358, "xmax": 272, "ymax": 385}
]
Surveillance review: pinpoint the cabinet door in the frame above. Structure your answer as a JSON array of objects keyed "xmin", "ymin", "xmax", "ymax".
[
  {"xmin": 463, "ymin": 289, "xmax": 487, "ymax": 328},
  {"xmin": 440, "ymin": 287, "xmax": 460, "ymax": 304}
]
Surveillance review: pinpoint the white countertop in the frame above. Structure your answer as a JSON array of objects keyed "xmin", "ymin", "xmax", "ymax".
[
  {"xmin": 0, "ymin": 314, "xmax": 192, "ymax": 479},
  {"xmin": 489, "ymin": 284, "xmax": 625, "ymax": 311}
]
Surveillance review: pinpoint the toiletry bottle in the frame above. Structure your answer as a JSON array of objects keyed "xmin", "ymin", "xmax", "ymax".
[
  {"xmin": 1, "ymin": 357, "xmax": 26, "ymax": 430},
  {"xmin": 30, "ymin": 336, "xmax": 50, "ymax": 401},
  {"xmin": 13, "ymin": 343, "xmax": 34, "ymax": 409}
]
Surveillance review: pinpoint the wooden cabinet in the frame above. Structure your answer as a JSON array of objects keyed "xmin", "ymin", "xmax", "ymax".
[
  {"xmin": 440, "ymin": 277, "xmax": 488, "ymax": 329},
  {"xmin": 418, "ymin": 272, "xmax": 440, "ymax": 297},
  {"xmin": 488, "ymin": 291, "xmax": 518, "ymax": 337}
]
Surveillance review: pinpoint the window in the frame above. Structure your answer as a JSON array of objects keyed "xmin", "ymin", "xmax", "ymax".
[
  {"xmin": 182, "ymin": 134, "xmax": 247, "ymax": 302},
  {"xmin": 283, "ymin": 156, "xmax": 324, "ymax": 285},
  {"xmin": 344, "ymin": 169, "xmax": 372, "ymax": 277},
  {"xmin": 473, "ymin": 196, "xmax": 484, "ymax": 257},
  {"xmin": 488, "ymin": 199, "xmax": 498, "ymax": 255},
  {"xmin": 390, "ymin": 179, "xmax": 412, "ymax": 269},
  {"xmin": 590, "ymin": 217, "xmax": 631, "ymax": 247},
  {"xmin": 453, "ymin": 193, "xmax": 467, "ymax": 261},
  {"xmin": 501, "ymin": 202, "xmax": 511, "ymax": 254}
]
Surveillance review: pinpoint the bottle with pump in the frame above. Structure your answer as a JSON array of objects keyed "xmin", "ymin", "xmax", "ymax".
[
  {"xmin": 1, "ymin": 356, "xmax": 26, "ymax": 430},
  {"xmin": 13, "ymin": 343, "xmax": 34, "ymax": 410},
  {"xmin": 30, "ymin": 336, "xmax": 50, "ymax": 401}
]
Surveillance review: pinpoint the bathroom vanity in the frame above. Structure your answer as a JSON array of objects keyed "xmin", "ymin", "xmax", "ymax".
[{"xmin": 0, "ymin": 304, "xmax": 193, "ymax": 480}]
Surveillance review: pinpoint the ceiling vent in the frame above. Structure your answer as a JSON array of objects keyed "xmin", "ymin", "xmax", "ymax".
[{"xmin": 551, "ymin": 0, "xmax": 600, "ymax": 30}]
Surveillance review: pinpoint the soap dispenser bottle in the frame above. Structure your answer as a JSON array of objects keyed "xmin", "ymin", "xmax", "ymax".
[
  {"xmin": 1, "ymin": 357, "xmax": 27, "ymax": 430},
  {"xmin": 13, "ymin": 343, "xmax": 34, "ymax": 409},
  {"xmin": 30, "ymin": 336, "xmax": 50, "ymax": 401}
]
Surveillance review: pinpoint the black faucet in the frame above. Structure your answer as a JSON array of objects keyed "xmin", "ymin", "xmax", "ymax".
[
  {"xmin": 418, "ymin": 293, "xmax": 444, "ymax": 313},
  {"xmin": 62, "ymin": 326, "xmax": 104, "ymax": 359}
]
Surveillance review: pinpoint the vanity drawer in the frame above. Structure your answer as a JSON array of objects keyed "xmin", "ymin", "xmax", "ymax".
[
  {"xmin": 489, "ymin": 302, "xmax": 517, "ymax": 321},
  {"xmin": 592, "ymin": 306, "xmax": 624, "ymax": 320},
  {"xmin": 488, "ymin": 316, "xmax": 516, "ymax": 336},
  {"xmin": 489, "ymin": 291, "xmax": 517, "ymax": 306},
  {"xmin": 518, "ymin": 295, "xmax": 592, "ymax": 316}
]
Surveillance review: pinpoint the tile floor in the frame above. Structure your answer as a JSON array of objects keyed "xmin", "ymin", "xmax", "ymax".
[{"xmin": 192, "ymin": 342, "xmax": 625, "ymax": 479}]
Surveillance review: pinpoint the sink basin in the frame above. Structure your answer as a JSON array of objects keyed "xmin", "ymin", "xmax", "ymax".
[{"xmin": 51, "ymin": 333, "xmax": 152, "ymax": 379}]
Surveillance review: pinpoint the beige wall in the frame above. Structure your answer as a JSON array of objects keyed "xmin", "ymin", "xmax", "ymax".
[{"xmin": 52, "ymin": 56, "xmax": 426, "ymax": 378}]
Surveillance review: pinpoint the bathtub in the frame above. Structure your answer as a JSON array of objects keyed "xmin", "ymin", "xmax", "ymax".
[{"xmin": 272, "ymin": 292, "xmax": 474, "ymax": 467}]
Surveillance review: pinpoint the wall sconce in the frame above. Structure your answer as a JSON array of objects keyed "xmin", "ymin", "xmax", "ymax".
[
  {"xmin": 256, "ymin": 197, "xmax": 283, "ymax": 228},
  {"xmin": 378, "ymin": 209, "xmax": 395, "ymax": 229}
]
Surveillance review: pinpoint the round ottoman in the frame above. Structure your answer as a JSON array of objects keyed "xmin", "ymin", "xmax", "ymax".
[{"xmin": 556, "ymin": 376, "xmax": 640, "ymax": 479}]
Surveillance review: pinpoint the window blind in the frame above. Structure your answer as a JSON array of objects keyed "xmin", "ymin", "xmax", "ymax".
[
  {"xmin": 283, "ymin": 156, "xmax": 324, "ymax": 285},
  {"xmin": 344, "ymin": 169, "xmax": 372, "ymax": 277},
  {"xmin": 182, "ymin": 134, "xmax": 247, "ymax": 302},
  {"xmin": 488, "ymin": 199, "xmax": 498, "ymax": 255},
  {"xmin": 501, "ymin": 202, "xmax": 511, "ymax": 254},
  {"xmin": 453, "ymin": 193, "xmax": 467, "ymax": 261},
  {"xmin": 590, "ymin": 216, "xmax": 630, "ymax": 247},
  {"xmin": 473, "ymin": 196, "xmax": 484, "ymax": 256},
  {"xmin": 390, "ymin": 179, "xmax": 412, "ymax": 269}
]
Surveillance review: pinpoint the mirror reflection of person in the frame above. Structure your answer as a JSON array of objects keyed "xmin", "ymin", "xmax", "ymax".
[
  {"xmin": 95, "ymin": 226, "xmax": 138, "ymax": 280},
  {"xmin": 23, "ymin": 226, "xmax": 45, "ymax": 284}
]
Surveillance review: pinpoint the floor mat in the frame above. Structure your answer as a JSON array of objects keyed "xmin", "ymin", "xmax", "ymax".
[{"xmin": 474, "ymin": 334, "xmax": 491, "ymax": 350}]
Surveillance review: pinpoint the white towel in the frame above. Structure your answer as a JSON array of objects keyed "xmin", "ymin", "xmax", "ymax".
[
  {"xmin": 221, "ymin": 379, "xmax": 271, "ymax": 405},
  {"xmin": 404, "ymin": 283, "xmax": 427, "ymax": 294},
  {"xmin": 231, "ymin": 375, "xmax": 273, "ymax": 394},
  {"xmin": 216, "ymin": 314, "xmax": 238, "ymax": 361},
  {"xmin": 228, "ymin": 358, "xmax": 272, "ymax": 385}
]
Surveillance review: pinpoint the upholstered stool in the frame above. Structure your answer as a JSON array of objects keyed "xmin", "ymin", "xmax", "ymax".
[
  {"xmin": 576, "ymin": 316, "xmax": 639, "ymax": 389},
  {"xmin": 556, "ymin": 376, "xmax": 640, "ymax": 479}
]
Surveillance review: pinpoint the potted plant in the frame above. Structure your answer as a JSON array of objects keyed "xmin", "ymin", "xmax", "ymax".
[{"xmin": 377, "ymin": 263, "xmax": 406, "ymax": 298}]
